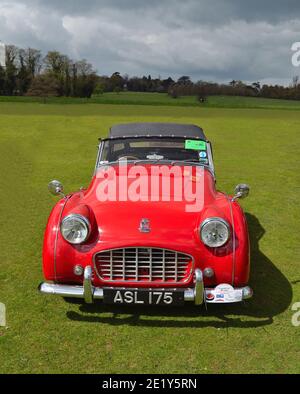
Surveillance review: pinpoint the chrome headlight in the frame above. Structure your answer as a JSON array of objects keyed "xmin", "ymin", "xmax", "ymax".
[
  {"xmin": 60, "ymin": 214, "xmax": 91, "ymax": 245},
  {"xmin": 200, "ymin": 217, "xmax": 230, "ymax": 248}
]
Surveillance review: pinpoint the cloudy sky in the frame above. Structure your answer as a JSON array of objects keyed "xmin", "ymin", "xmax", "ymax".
[{"xmin": 0, "ymin": 0, "xmax": 299, "ymax": 85}]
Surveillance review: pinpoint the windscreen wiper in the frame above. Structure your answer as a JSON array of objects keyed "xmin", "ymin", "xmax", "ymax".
[{"xmin": 170, "ymin": 159, "xmax": 203, "ymax": 165}]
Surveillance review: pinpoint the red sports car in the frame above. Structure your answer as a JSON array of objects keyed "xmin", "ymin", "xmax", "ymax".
[{"xmin": 39, "ymin": 123, "xmax": 252, "ymax": 306}]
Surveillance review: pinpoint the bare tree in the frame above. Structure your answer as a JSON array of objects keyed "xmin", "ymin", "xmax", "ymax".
[
  {"xmin": 24, "ymin": 48, "xmax": 42, "ymax": 77},
  {"xmin": 292, "ymin": 76, "xmax": 299, "ymax": 88},
  {"xmin": 4, "ymin": 45, "xmax": 19, "ymax": 94}
]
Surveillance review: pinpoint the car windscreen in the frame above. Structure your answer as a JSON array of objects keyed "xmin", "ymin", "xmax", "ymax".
[{"xmin": 99, "ymin": 138, "xmax": 208, "ymax": 163}]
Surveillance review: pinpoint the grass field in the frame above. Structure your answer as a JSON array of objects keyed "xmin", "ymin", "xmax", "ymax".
[
  {"xmin": 1, "ymin": 92, "xmax": 300, "ymax": 110},
  {"xmin": 0, "ymin": 98, "xmax": 299, "ymax": 374}
]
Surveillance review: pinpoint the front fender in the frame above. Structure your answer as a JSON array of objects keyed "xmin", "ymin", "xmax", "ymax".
[
  {"xmin": 196, "ymin": 194, "xmax": 250, "ymax": 287},
  {"xmin": 42, "ymin": 197, "xmax": 70, "ymax": 281},
  {"xmin": 231, "ymin": 200, "xmax": 250, "ymax": 286}
]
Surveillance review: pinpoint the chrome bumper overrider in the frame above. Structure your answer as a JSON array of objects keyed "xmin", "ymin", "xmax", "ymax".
[{"xmin": 39, "ymin": 267, "xmax": 253, "ymax": 305}]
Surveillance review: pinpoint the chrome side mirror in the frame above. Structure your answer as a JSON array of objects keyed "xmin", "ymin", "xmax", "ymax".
[
  {"xmin": 48, "ymin": 180, "xmax": 65, "ymax": 197},
  {"xmin": 232, "ymin": 184, "xmax": 250, "ymax": 202}
]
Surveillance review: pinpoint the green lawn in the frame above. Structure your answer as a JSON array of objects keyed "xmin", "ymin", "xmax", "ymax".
[
  {"xmin": 0, "ymin": 101, "xmax": 299, "ymax": 373},
  {"xmin": 1, "ymin": 92, "xmax": 300, "ymax": 110}
]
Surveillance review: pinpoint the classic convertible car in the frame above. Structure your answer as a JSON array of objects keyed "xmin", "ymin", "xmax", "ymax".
[{"xmin": 39, "ymin": 123, "xmax": 252, "ymax": 306}]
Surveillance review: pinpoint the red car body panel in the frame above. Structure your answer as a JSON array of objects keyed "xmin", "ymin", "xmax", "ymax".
[{"xmin": 42, "ymin": 164, "xmax": 250, "ymax": 289}]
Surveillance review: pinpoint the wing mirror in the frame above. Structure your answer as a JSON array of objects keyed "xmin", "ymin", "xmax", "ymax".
[
  {"xmin": 232, "ymin": 184, "xmax": 250, "ymax": 202},
  {"xmin": 48, "ymin": 180, "xmax": 65, "ymax": 197}
]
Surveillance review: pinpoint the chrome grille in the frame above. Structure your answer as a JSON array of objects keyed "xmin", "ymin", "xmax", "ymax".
[{"xmin": 94, "ymin": 247, "xmax": 193, "ymax": 283}]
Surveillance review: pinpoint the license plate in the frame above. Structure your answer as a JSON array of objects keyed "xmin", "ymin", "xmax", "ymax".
[{"xmin": 103, "ymin": 288, "xmax": 184, "ymax": 306}]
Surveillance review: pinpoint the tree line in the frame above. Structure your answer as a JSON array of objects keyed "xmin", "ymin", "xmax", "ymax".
[
  {"xmin": 0, "ymin": 45, "xmax": 97, "ymax": 98},
  {"xmin": 167, "ymin": 76, "xmax": 300, "ymax": 101},
  {"xmin": 0, "ymin": 44, "xmax": 300, "ymax": 100}
]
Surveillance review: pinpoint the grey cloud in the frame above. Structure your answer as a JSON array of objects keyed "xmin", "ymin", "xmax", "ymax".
[
  {"xmin": 0, "ymin": 0, "xmax": 299, "ymax": 84},
  {"xmin": 16, "ymin": 0, "xmax": 300, "ymax": 23}
]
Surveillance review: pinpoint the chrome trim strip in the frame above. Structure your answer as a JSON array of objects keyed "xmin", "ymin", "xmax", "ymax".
[
  {"xmin": 97, "ymin": 159, "xmax": 215, "ymax": 172},
  {"xmin": 122, "ymin": 248, "xmax": 126, "ymax": 281},
  {"xmin": 110, "ymin": 250, "xmax": 113, "ymax": 281},
  {"xmin": 94, "ymin": 142, "xmax": 103, "ymax": 175},
  {"xmin": 96, "ymin": 160, "xmax": 215, "ymax": 178},
  {"xmin": 149, "ymin": 248, "xmax": 153, "ymax": 281},
  {"xmin": 206, "ymin": 142, "xmax": 215, "ymax": 179},
  {"xmin": 162, "ymin": 249, "xmax": 165, "ymax": 282},
  {"xmin": 93, "ymin": 247, "xmax": 194, "ymax": 285},
  {"xmin": 135, "ymin": 247, "xmax": 138, "ymax": 280},
  {"xmin": 227, "ymin": 196, "xmax": 236, "ymax": 286}
]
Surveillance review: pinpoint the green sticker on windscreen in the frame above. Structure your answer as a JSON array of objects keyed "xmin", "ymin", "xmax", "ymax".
[{"xmin": 185, "ymin": 140, "xmax": 206, "ymax": 150}]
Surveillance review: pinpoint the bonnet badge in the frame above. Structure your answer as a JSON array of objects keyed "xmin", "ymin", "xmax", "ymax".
[{"xmin": 139, "ymin": 219, "xmax": 151, "ymax": 233}]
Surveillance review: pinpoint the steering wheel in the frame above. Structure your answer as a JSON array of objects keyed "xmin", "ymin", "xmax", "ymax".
[{"xmin": 117, "ymin": 155, "xmax": 139, "ymax": 161}]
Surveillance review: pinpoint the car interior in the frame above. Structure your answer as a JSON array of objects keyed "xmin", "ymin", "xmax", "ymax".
[{"xmin": 100, "ymin": 138, "xmax": 203, "ymax": 162}]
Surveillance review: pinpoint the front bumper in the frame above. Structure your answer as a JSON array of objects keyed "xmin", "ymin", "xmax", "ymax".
[{"xmin": 39, "ymin": 267, "xmax": 253, "ymax": 305}]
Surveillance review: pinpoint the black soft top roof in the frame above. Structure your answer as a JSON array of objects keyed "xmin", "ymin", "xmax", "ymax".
[{"xmin": 108, "ymin": 122, "xmax": 206, "ymax": 140}]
